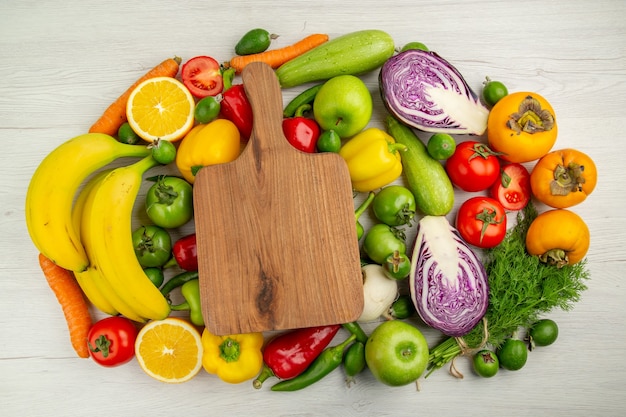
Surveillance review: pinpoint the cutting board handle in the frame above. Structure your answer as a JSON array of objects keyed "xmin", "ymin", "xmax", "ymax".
[{"xmin": 241, "ymin": 62, "xmax": 291, "ymax": 153}]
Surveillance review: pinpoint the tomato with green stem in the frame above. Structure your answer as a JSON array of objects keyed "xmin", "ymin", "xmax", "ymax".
[
  {"xmin": 445, "ymin": 141, "xmax": 501, "ymax": 192},
  {"xmin": 362, "ymin": 224, "xmax": 406, "ymax": 265},
  {"xmin": 132, "ymin": 225, "xmax": 172, "ymax": 268},
  {"xmin": 145, "ymin": 175, "xmax": 193, "ymax": 229},
  {"xmin": 489, "ymin": 162, "xmax": 531, "ymax": 211},
  {"xmin": 87, "ymin": 316, "xmax": 138, "ymax": 367},
  {"xmin": 456, "ymin": 196, "xmax": 507, "ymax": 248},
  {"xmin": 372, "ymin": 185, "xmax": 416, "ymax": 227}
]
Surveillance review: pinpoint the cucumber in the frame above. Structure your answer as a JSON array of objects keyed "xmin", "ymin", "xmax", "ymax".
[
  {"xmin": 385, "ymin": 116, "xmax": 454, "ymax": 216},
  {"xmin": 275, "ymin": 29, "xmax": 395, "ymax": 88}
]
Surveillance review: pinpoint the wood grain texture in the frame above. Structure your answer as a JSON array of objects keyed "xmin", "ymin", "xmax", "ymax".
[
  {"xmin": 194, "ymin": 63, "xmax": 362, "ymax": 335},
  {"xmin": 1, "ymin": 0, "xmax": 625, "ymax": 416}
]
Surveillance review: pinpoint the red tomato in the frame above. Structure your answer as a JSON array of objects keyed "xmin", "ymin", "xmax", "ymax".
[
  {"xmin": 87, "ymin": 316, "xmax": 138, "ymax": 367},
  {"xmin": 456, "ymin": 196, "xmax": 507, "ymax": 248},
  {"xmin": 445, "ymin": 141, "xmax": 501, "ymax": 192},
  {"xmin": 181, "ymin": 56, "xmax": 223, "ymax": 98},
  {"xmin": 489, "ymin": 163, "xmax": 531, "ymax": 211}
]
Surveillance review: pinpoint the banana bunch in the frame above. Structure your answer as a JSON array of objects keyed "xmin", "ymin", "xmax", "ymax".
[{"xmin": 26, "ymin": 133, "xmax": 171, "ymax": 322}]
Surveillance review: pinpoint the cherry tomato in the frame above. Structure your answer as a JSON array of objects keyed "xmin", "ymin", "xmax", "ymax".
[
  {"xmin": 456, "ymin": 196, "xmax": 507, "ymax": 248},
  {"xmin": 489, "ymin": 163, "xmax": 531, "ymax": 211},
  {"xmin": 87, "ymin": 317, "xmax": 138, "ymax": 367},
  {"xmin": 497, "ymin": 338, "xmax": 528, "ymax": 371},
  {"xmin": 472, "ymin": 350, "xmax": 499, "ymax": 378},
  {"xmin": 181, "ymin": 56, "xmax": 223, "ymax": 98},
  {"xmin": 445, "ymin": 141, "xmax": 501, "ymax": 192},
  {"xmin": 372, "ymin": 185, "xmax": 416, "ymax": 227}
]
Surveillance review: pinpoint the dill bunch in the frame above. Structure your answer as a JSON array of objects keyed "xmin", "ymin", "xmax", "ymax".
[{"xmin": 427, "ymin": 203, "xmax": 590, "ymax": 377}]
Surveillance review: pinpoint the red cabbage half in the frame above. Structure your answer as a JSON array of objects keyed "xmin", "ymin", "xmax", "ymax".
[
  {"xmin": 379, "ymin": 49, "xmax": 489, "ymax": 135},
  {"xmin": 409, "ymin": 216, "xmax": 488, "ymax": 337}
]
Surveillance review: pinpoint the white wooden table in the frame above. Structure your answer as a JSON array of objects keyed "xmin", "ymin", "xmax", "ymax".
[{"xmin": 2, "ymin": 1, "xmax": 625, "ymax": 416}]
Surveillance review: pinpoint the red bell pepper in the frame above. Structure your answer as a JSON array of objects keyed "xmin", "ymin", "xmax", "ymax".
[
  {"xmin": 281, "ymin": 104, "xmax": 320, "ymax": 153},
  {"xmin": 219, "ymin": 68, "xmax": 253, "ymax": 142},
  {"xmin": 252, "ymin": 324, "xmax": 341, "ymax": 389},
  {"xmin": 172, "ymin": 233, "xmax": 198, "ymax": 271}
]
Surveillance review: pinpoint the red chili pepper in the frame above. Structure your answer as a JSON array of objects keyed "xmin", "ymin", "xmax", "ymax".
[
  {"xmin": 281, "ymin": 104, "xmax": 320, "ymax": 153},
  {"xmin": 252, "ymin": 324, "xmax": 341, "ymax": 389},
  {"xmin": 172, "ymin": 233, "xmax": 198, "ymax": 271},
  {"xmin": 219, "ymin": 68, "xmax": 253, "ymax": 142}
]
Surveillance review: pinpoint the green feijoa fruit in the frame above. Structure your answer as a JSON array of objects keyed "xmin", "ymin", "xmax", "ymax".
[
  {"xmin": 497, "ymin": 338, "xmax": 528, "ymax": 371},
  {"xmin": 235, "ymin": 28, "xmax": 276, "ymax": 55},
  {"xmin": 473, "ymin": 350, "xmax": 499, "ymax": 378},
  {"xmin": 529, "ymin": 318, "xmax": 559, "ymax": 349}
]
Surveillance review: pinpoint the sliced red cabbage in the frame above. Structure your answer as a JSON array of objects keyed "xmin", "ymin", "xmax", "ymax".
[
  {"xmin": 409, "ymin": 216, "xmax": 488, "ymax": 337},
  {"xmin": 379, "ymin": 50, "xmax": 489, "ymax": 135}
]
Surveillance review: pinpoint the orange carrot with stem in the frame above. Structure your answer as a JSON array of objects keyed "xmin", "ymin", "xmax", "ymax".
[
  {"xmin": 89, "ymin": 56, "xmax": 182, "ymax": 136},
  {"xmin": 228, "ymin": 33, "xmax": 329, "ymax": 74},
  {"xmin": 38, "ymin": 253, "xmax": 92, "ymax": 358}
]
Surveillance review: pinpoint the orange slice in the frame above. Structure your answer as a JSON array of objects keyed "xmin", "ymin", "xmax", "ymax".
[
  {"xmin": 126, "ymin": 76, "xmax": 195, "ymax": 142},
  {"xmin": 135, "ymin": 317, "xmax": 203, "ymax": 383}
]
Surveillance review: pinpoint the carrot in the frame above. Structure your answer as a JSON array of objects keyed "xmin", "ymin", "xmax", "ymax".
[
  {"xmin": 228, "ymin": 33, "xmax": 329, "ymax": 74},
  {"xmin": 38, "ymin": 253, "xmax": 92, "ymax": 358},
  {"xmin": 89, "ymin": 56, "xmax": 182, "ymax": 136}
]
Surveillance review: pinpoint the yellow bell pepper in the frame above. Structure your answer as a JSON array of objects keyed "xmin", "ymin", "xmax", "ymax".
[
  {"xmin": 201, "ymin": 328, "xmax": 264, "ymax": 384},
  {"xmin": 175, "ymin": 118, "xmax": 241, "ymax": 183},
  {"xmin": 339, "ymin": 127, "xmax": 406, "ymax": 192}
]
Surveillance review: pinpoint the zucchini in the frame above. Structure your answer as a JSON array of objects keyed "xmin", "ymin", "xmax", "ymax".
[
  {"xmin": 275, "ymin": 30, "xmax": 395, "ymax": 88},
  {"xmin": 385, "ymin": 116, "xmax": 454, "ymax": 216}
]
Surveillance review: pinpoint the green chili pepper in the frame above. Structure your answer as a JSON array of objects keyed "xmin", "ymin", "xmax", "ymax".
[
  {"xmin": 270, "ymin": 334, "xmax": 356, "ymax": 392},
  {"xmin": 343, "ymin": 341, "xmax": 366, "ymax": 385},
  {"xmin": 160, "ymin": 270, "xmax": 199, "ymax": 299},
  {"xmin": 282, "ymin": 83, "xmax": 323, "ymax": 118},
  {"xmin": 170, "ymin": 279, "xmax": 204, "ymax": 326},
  {"xmin": 341, "ymin": 321, "xmax": 368, "ymax": 344}
]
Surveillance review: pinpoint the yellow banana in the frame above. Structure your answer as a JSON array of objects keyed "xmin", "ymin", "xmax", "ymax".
[
  {"xmin": 85, "ymin": 156, "xmax": 171, "ymax": 321},
  {"xmin": 71, "ymin": 170, "xmax": 118, "ymax": 316},
  {"xmin": 25, "ymin": 132, "xmax": 151, "ymax": 272},
  {"xmin": 77, "ymin": 169, "xmax": 147, "ymax": 323}
]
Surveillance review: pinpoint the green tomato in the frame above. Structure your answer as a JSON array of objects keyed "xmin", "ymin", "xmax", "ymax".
[
  {"xmin": 383, "ymin": 250, "xmax": 411, "ymax": 280},
  {"xmin": 497, "ymin": 338, "xmax": 528, "ymax": 371},
  {"xmin": 472, "ymin": 350, "xmax": 499, "ymax": 378},
  {"xmin": 316, "ymin": 130, "xmax": 341, "ymax": 153},
  {"xmin": 482, "ymin": 77, "xmax": 508, "ymax": 107},
  {"xmin": 194, "ymin": 96, "xmax": 221, "ymax": 124},
  {"xmin": 132, "ymin": 225, "xmax": 172, "ymax": 268},
  {"xmin": 145, "ymin": 175, "xmax": 193, "ymax": 229},
  {"xmin": 362, "ymin": 224, "xmax": 406, "ymax": 265},
  {"xmin": 150, "ymin": 139, "xmax": 177, "ymax": 165},
  {"xmin": 372, "ymin": 185, "xmax": 416, "ymax": 227},
  {"xmin": 143, "ymin": 267, "xmax": 165, "ymax": 288},
  {"xmin": 529, "ymin": 319, "xmax": 559, "ymax": 349}
]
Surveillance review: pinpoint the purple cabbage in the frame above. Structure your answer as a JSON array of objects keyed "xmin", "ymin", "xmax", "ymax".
[
  {"xmin": 409, "ymin": 216, "xmax": 488, "ymax": 337},
  {"xmin": 379, "ymin": 49, "xmax": 489, "ymax": 135}
]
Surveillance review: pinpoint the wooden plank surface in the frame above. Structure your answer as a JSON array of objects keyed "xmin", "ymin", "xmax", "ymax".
[{"xmin": 1, "ymin": 0, "xmax": 625, "ymax": 416}]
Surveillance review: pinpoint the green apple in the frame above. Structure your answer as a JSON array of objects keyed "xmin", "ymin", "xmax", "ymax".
[
  {"xmin": 365, "ymin": 320, "xmax": 429, "ymax": 386},
  {"xmin": 313, "ymin": 75, "xmax": 373, "ymax": 138}
]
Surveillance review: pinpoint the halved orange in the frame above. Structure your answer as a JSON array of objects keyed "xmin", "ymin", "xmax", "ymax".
[
  {"xmin": 126, "ymin": 76, "xmax": 195, "ymax": 142},
  {"xmin": 135, "ymin": 317, "xmax": 203, "ymax": 383}
]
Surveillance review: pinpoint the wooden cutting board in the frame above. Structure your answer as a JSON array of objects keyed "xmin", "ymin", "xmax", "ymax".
[{"xmin": 193, "ymin": 62, "xmax": 363, "ymax": 336}]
